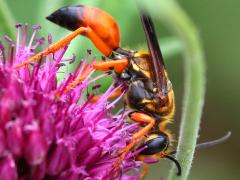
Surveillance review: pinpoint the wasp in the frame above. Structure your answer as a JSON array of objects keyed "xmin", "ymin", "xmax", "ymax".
[{"xmin": 15, "ymin": 5, "xmax": 181, "ymax": 178}]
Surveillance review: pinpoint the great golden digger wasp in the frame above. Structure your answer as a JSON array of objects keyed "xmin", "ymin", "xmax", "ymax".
[
  {"xmin": 14, "ymin": 4, "xmax": 232, "ymax": 179},
  {"xmin": 15, "ymin": 5, "xmax": 181, "ymax": 178}
]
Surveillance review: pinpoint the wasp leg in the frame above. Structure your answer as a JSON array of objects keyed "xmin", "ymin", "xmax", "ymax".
[
  {"xmin": 47, "ymin": 5, "xmax": 120, "ymax": 56},
  {"xmin": 141, "ymin": 163, "xmax": 149, "ymax": 179},
  {"xmin": 89, "ymin": 59, "xmax": 129, "ymax": 103},
  {"xmin": 53, "ymin": 67, "xmax": 95, "ymax": 98},
  {"xmin": 64, "ymin": 67, "xmax": 95, "ymax": 93},
  {"xmin": 130, "ymin": 112, "xmax": 156, "ymax": 142},
  {"xmin": 92, "ymin": 59, "xmax": 128, "ymax": 74},
  {"xmin": 57, "ymin": 59, "xmax": 128, "ymax": 97},
  {"xmin": 112, "ymin": 112, "xmax": 156, "ymax": 174},
  {"xmin": 137, "ymin": 155, "xmax": 149, "ymax": 179},
  {"xmin": 91, "ymin": 88, "xmax": 123, "ymax": 102},
  {"xmin": 89, "ymin": 59, "xmax": 129, "ymax": 102},
  {"xmin": 137, "ymin": 154, "xmax": 166, "ymax": 179},
  {"xmin": 15, "ymin": 27, "xmax": 89, "ymax": 69},
  {"xmin": 15, "ymin": 26, "xmax": 124, "ymax": 69}
]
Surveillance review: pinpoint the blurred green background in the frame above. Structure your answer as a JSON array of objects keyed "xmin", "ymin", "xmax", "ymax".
[{"xmin": 0, "ymin": 0, "xmax": 239, "ymax": 179}]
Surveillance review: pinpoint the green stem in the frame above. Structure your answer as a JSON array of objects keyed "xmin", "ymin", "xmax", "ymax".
[
  {"xmin": 0, "ymin": 0, "xmax": 16, "ymax": 38},
  {"xmin": 138, "ymin": 0, "xmax": 206, "ymax": 180},
  {"xmin": 165, "ymin": 4, "xmax": 205, "ymax": 180},
  {"xmin": 159, "ymin": 37, "xmax": 183, "ymax": 59}
]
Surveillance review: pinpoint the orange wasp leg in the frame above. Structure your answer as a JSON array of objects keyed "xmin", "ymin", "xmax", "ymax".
[
  {"xmin": 137, "ymin": 153, "xmax": 166, "ymax": 179},
  {"xmin": 15, "ymin": 27, "xmax": 88, "ymax": 69},
  {"xmin": 90, "ymin": 88, "xmax": 123, "ymax": 102},
  {"xmin": 130, "ymin": 112, "xmax": 156, "ymax": 142},
  {"xmin": 64, "ymin": 67, "xmax": 95, "ymax": 93},
  {"xmin": 141, "ymin": 163, "xmax": 149, "ymax": 179},
  {"xmin": 54, "ymin": 67, "xmax": 95, "ymax": 98},
  {"xmin": 59, "ymin": 58, "xmax": 128, "ymax": 96},
  {"xmin": 14, "ymin": 26, "xmax": 121, "ymax": 69},
  {"xmin": 92, "ymin": 59, "xmax": 129, "ymax": 74},
  {"xmin": 73, "ymin": 59, "xmax": 129, "ymax": 92},
  {"xmin": 113, "ymin": 112, "xmax": 156, "ymax": 172},
  {"xmin": 137, "ymin": 155, "xmax": 149, "ymax": 179},
  {"xmin": 89, "ymin": 59, "xmax": 129, "ymax": 102}
]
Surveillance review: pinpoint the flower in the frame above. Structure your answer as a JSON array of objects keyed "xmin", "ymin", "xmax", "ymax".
[{"xmin": 0, "ymin": 24, "xmax": 142, "ymax": 179}]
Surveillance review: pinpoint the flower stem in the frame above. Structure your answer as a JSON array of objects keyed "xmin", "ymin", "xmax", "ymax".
[
  {"xmin": 159, "ymin": 37, "xmax": 184, "ymax": 59},
  {"xmin": 165, "ymin": 4, "xmax": 206, "ymax": 180},
  {"xmin": 137, "ymin": 0, "xmax": 206, "ymax": 179},
  {"xmin": 0, "ymin": 0, "xmax": 16, "ymax": 38}
]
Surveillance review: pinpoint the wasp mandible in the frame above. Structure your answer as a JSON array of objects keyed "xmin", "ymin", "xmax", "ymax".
[{"xmin": 15, "ymin": 5, "xmax": 181, "ymax": 178}]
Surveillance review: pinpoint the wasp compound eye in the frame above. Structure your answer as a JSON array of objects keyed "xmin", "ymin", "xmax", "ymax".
[{"xmin": 139, "ymin": 132, "xmax": 169, "ymax": 155}]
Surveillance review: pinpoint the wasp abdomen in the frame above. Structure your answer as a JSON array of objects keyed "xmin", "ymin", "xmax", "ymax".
[
  {"xmin": 46, "ymin": 5, "xmax": 120, "ymax": 56},
  {"xmin": 46, "ymin": 5, "xmax": 84, "ymax": 31}
]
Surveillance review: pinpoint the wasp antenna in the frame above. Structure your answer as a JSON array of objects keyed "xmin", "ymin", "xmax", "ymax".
[
  {"xmin": 165, "ymin": 155, "xmax": 181, "ymax": 176},
  {"xmin": 196, "ymin": 131, "xmax": 231, "ymax": 149},
  {"xmin": 169, "ymin": 131, "xmax": 232, "ymax": 156}
]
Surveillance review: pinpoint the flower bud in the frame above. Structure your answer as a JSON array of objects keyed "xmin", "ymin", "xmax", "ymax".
[
  {"xmin": 0, "ymin": 155, "xmax": 17, "ymax": 180},
  {"xmin": 47, "ymin": 142, "xmax": 70, "ymax": 175},
  {"xmin": 24, "ymin": 130, "xmax": 47, "ymax": 165},
  {"xmin": 6, "ymin": 122, "xmax": 24, "ymax": 157}
]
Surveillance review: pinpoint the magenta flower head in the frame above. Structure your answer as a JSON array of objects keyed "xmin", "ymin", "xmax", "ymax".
[{"xmin": 0, "ymin": 24, "xmax": 142, "ymax": 179}]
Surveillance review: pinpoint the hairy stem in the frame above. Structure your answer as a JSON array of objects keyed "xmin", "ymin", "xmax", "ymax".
[{"xmin": 138, "ymin": 0, "xmax": 206, "ymax": 179}]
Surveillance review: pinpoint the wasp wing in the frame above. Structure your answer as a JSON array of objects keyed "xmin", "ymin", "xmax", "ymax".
[{"xmin": 140, "ymin": 11, "xmax": 168, "ymax": 98}]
